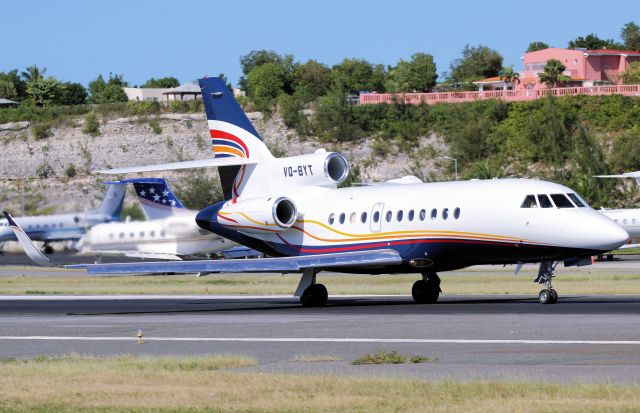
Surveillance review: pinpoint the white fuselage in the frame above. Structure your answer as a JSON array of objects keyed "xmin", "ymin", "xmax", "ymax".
[
  {"xmin": 80, "ymin": 212, "xmax": 235, "ymax": 258},
  {"xmin": 202, "ymin": 178, "xmax": 629, "ymax": 272},
  {"xmin": 600, "ymin": 209, "xmax": 640, "ymax": 239}
]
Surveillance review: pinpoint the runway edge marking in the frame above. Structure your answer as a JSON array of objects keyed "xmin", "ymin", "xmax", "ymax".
[{"xmin": 1, "ymin": 336, "xmax": 640, "ymax": 345}]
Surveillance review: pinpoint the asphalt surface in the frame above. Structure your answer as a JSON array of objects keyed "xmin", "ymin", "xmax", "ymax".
[{"xmin": 1, "ymin": 293, "xmax": 640, "ymax": 384}]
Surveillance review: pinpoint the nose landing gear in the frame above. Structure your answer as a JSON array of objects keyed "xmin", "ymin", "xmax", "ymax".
[
  {"xmin": 535, "ymin": 261, "xmax": 558, "ymax": 304},
  {"xmin": 412, "ymin": 272, "xmax": 441, "ymax": 304}
]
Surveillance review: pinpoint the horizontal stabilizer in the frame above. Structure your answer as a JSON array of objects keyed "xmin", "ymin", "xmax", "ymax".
[
  {"xmin": 67, "ymin": 249, "xmax": 402, "ymax": 275},
  {"xmin": 594, "ymin": 172, "xmax": 640, "ymax": 179},
  {"xmin": 94, "ymin": 157, "xmax": 256, "ymax": 175},
  {"xmin": 2, "ymin": 211, "xmax": 61, "ymax": 268}
]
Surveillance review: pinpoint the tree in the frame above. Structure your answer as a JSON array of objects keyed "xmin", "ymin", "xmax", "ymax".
[
  {"xmin": 0, "ymin": 70, "xmax": 27, "ymax": 100},
  {"xmin": 448, "ymin": 45, "xmax": 503, "ymax": 83},
  {"xmin": 246, "ymin": 62, "xmax": 287, "ymax": 110},
  {"xmin": 239, "ymin": 50, "xmax": 294, "ymax": 91},
  {"xmin": 21, "ymin": 64, "xmax": 46, "ymax": 83},
  {"xmin": 26, "ymin": 77, "xmax": 62, "ymax": 106},
  {"xmin": 141, "ymin": 76, "xmax": 180, "ymax": 88},
  {"xmin": 620, "ymin": 61, "xmax": 640, "ymax": 84},
  {"xmin": 217, "ymin": 73, "xmax": 234, "ymax": 93},
  {"xmin": 526, "ymin": 42, "xmax": 549, "ymax": 52},
  {"xmin": 388, "ymin": 53, "xmax": 437, "ymax": 92},
  {"xmin": 538, "ymin": 59, "xmax": 570, "ymax": 88},
  {"xmin": 89, "ymin": 73, "xmax": 128, "ymax": 103},
  {"xmin": 0, "ymin": 79, "xmax": 17, "ymax": 100},
  {"xmin": 56, "ymin": 82, "xmax": 87, "ymax": 105},
  {"xmin": 568, "ymin": 33, "xmax": 621, "ymax": 50},
  {"xmin": 621, "ymin": 22, "xmax": 640, "ymax": 51},
  {"xmin": 331, "ymin": 58, "xmax": 386, "ymax": 94},
  {"xmin": 293, "ymin": 59, "xmax": 332, "ymax": 100},
  {"xmin": 498, "ymin": 65, "xmax": 520, "ymax": 89}
]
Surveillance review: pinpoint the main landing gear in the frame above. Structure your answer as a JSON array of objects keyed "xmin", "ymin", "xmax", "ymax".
[
  {"xmin": 295, "ymin": 268, "xmax": 328, "ymax": 307},
  {"xmin": 412, "ymin": 272, "xmax": 441, "ymax": 304},
  {"xmin": 535, "ymin": 261, "xmax": 558, "ymax": 304}
]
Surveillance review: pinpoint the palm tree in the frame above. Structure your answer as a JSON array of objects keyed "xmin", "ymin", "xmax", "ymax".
[
  {"xmin": 21, "ymin": 64, "xmax": 46, "ymax": 83},
  {"xmin": 498, "ymin": 66, "xmax": 520, "ymax": 90},
  {"xmin": 538, "ymin": 59, "xmax": 570, "ymax": 88}
]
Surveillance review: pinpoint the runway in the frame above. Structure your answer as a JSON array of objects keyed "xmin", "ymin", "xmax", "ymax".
[{"xmin": 1, "ymin": 294, "xmax": 640, "ymax": 383}]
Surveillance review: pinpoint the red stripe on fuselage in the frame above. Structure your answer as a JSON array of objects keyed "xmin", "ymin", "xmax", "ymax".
[{"xmin": 210, "ymin": 129, "xmax": 250, "ymax": 158}]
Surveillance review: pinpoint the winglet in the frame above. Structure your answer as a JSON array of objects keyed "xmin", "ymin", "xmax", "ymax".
[{"xmin": 2, "ymin": 211, "xmax": 60, "ymax": 268}]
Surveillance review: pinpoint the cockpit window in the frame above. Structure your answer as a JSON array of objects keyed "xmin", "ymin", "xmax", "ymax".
[
  {"xmin": 567, "ymin": 193, "xmax": 586, "ymax": 207},
  {"xmin": 550, "ymin": 194, "xmax": 574, "ymax": 208},
  {"xmin": 537, "ymin": 194, "xmax": 553, "ymax": 208},
  {"xmin": 521, "ymin": 195, "xmax": 538, "ymax": 208}
]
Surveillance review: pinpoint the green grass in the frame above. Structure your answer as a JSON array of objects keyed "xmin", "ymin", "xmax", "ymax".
[{"xmin": 351, "ymin": 351, "xmax": 435, "ymax": 365}]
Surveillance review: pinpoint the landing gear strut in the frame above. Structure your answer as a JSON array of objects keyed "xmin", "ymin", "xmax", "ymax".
[
  {"xmin": 535, "ymin": 261, "xmax": 558, "ymax": 304},
  {"xmin": 295, "ymin": 268, "xmax": 328, "ymax": 307},
  {"xmin": 412, "ymin": 272, "xmax": 441, "ymax": 304}
]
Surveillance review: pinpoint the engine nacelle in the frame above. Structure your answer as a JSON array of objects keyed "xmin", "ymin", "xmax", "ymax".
[
  {"xmin": 277, "ymin": 150, "xmax": 350, "ymax": 187},
  {"xmin": 217, "ymin": 196, "xmax": 298, "ymax": 234}
]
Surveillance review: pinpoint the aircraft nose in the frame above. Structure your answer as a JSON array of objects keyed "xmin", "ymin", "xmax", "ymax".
[
  {"xmin": 591, "ymin": 214, "xmax": 629, "ymax": 251},
  {"xmin": 564, "ymin": 212, "xmax": 628, "ymax": 252}
]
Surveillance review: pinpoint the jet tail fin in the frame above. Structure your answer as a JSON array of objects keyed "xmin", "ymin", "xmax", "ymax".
[
  {"xmin": 93, "ymin": 182, "xmax": 126, "ymax": 220},
  {"xmin": 112, "ymin": 178, "xmax": 187, "ymax": 220},
  {"xmin": 2, "ymin": 211, "xmax": 61, "ymax": 267}
]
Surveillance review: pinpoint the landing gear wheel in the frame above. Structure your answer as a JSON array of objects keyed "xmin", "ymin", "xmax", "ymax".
[
  {"xmin": 43, "ymin": 245, "xmax": 54, "ymax": 254},
  {"xmin": 539, "ymin": 289, "xmax": 555, "ymax": 304},
  {"xmin": 549, "ymin": 289, "xmax": 558, "ymax": 304},
  {"xmin": 412, "ymin": 280, "xmax": 439, "ymax": 304},
  {"xmin": 300, "ymin": 284, "xmax": 328, "ymax": 307}
]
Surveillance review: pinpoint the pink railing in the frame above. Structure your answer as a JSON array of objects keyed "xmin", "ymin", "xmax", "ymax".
[{"xmin": 359, "ymin": 84, "xmax": 640, "ymax": 105}]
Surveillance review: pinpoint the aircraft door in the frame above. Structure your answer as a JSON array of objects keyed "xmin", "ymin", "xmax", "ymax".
[{"xmin": 370, "ymin": 202, "xmax": 384, "ymax": 233}]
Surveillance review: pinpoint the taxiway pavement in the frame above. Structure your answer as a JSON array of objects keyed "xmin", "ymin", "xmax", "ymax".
[{"xmin": 1, "ymin": 293, "xmax": 639, "ymax": 383}]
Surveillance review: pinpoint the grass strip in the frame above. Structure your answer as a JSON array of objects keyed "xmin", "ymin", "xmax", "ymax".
[{"xmin": 0, "ymin": 355, "xmax": 638, "ymax": 412}]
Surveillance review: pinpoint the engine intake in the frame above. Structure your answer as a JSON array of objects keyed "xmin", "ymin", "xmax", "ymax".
[
  {"xmin": 217, "ymin": 196, "xmax": 298, "ymax": 233},
  {"xmin": 277, "ymin": 150, "xmax": 350, "ymax": 187}
]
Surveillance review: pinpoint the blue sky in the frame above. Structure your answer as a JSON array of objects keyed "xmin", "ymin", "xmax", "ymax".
[{"xmin": 2, "ymin": 0, "xmax": 636, "ymax": 87}]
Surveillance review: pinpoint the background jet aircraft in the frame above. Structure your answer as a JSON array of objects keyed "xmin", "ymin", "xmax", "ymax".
[
  {"xmin": 78, "ymin": 178, "xmax": 252, "ymax": 260},
  {"xmin": 594, "ymin": 171, "xmax": 640, "ymax": 247},
  {"xmin": 8, "ymin": 77, "xmax": 628, "ymax": 307},
  {"xmin": 0, "ymin": 183, "xmax": 125, "ymax": 253}
]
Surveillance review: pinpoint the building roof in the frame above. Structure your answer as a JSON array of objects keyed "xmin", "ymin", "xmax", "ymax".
[
  {"xmin": 585, "ymin": 49, "xmax": 640, "ymax": 56},
  {"xmin": 473, "ymin": 76, "xmax": 505, "ymax": 84},
  {"xmin": 162, "ymin": 83, "xmax": 201, "ymax": 94}
]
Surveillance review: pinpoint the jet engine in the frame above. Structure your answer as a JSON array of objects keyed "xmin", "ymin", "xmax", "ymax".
[
  {"xmin": 277, "ymin": 150, "xmax": 350, "ymax": 187},
  {"xmin": 217, "ymin": 196, "xmax": 298, "ymax": 233}
]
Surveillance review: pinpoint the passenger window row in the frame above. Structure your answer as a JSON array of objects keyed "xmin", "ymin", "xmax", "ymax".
[
  {"xmin": 521, "ymin": 193, "xmax": 588, "ymax": 209},
  {"xmin": 109, "ymin": 230, "xmax": 165, "ymax": 240},
  {"xmin": 328, "ymin": 207, "xmax": 461, "ymax": 225}
]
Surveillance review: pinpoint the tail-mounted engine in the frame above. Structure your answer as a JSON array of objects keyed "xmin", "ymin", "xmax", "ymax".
[
  {"xmin": 217, "ymin": 196, "xmax": 298, "ymax": 233},
  {"xmin": 277, "ymin": 150, "xmax": 350, "ymax": 187}
]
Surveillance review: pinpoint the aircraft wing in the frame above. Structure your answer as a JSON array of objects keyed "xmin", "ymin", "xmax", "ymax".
[
  {"xmin": 594, "ymin": 172, "xmax": 640, "ymax": 179},
  {"xmin": 4, "ymin": 211, "xmax": 402, "ymax": 275},
  {"xmin": 94, "ymin": 157, "xmax": 256, "ymax": 175}
]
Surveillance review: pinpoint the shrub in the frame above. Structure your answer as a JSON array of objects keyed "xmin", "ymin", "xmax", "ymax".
[
  {"xmin": 188, "ymin": 98, "xmax": 202, "ymax": 113},
  {"xmin": 64, "ymin": 163, "xmax": 77, "ymax": 178},
  {"xmin": 32, "ymin": 123, "xmax": 52, "ymax": 140},
  {"xmin": 170, "ymin": 100, "xmax": 189, "ymax": 113},
  {"xmin": 126, "ymin": 101, "xmax": 161, "ymax": 116},
  {"xmin": 83, "ymin": 113, "xmax": 100, "ymax": 136},
  {"xmin": 277, "ymin": 94, "xmax": 308, "ymax": 134},
  {"xmin": 148, "ymin": 118, "xmax": 162, "ymax": 134},
  {"xmin": 36, "ymin": 162, "xmax": 55, "ymax": 178},
  {"xmin": 120, "ymin": 203, "xmax": 145, "ymax": 221}
]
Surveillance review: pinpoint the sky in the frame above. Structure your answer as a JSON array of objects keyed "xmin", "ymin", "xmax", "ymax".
[{"xmin": 2, "ymin": 0, "xmax": 637, "ymax": 87}]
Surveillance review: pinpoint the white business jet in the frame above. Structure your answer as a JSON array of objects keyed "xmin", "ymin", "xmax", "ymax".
[
  {"xmin": 5, "ymin": 77, "xmax": 628, "ymax": 306},
  {"xmin": 594, "ymin": 171, "xmax": 640, "ymax": 243}
]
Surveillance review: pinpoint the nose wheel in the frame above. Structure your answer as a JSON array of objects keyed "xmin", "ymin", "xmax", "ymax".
[
  {"xmin": 412, "ymin": 272, "xmax": 441, "ymax": 304},
  {"xmin": 535, "ymin": 261, "xmax": 559, "ymax": 304}
]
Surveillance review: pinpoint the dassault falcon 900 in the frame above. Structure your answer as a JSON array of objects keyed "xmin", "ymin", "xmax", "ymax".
[{"xmin": 5, "ymin": 77, "xmax": 628, "ymax": 306}]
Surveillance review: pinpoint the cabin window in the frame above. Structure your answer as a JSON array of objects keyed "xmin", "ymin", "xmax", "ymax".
[
  {"xmin": 51, "ymin": 223, "xmax": 56, "ymax": 228},
  {"xmin": 36, "ymin": 224, "xmax": 40, "ymax": 228},
  {"xmin": 59, "ymin": 223, "xmax": 63, "ymax": 228},
  {"xmin": 537, "ymin": 194, "xmax": 553, "ymax": 208},
  {"xmin": 43, "ymin": 224, "xmax": 48, "ymax": 228},
  {"xmin": 408, "ymin": 210, "xmax": 415, "ymax": 221},
  {"xmin": 328, "ymin": 213, "xmax": 335, "ymax": 225},
  {"xmin": 633, "ymin": 219, "xmax": 637, "ymax": 224},
  {"xmin": 160, "ymin": 230, "xmax": 166, "ymax": 237},
  {"xmin": 550, "ymin": 194, "xmax": 574, "ymax": 208},
  {"xmin": 385, "ymin": 211, "xmax": 392, "ymax": 222},
  {"xmin": 140, "ymin": 231, "xmax": 145, "ymax": 237},
  {"xmin": 521, "ymin": 195, "xmax": 538, "ymax": 208},
  {"xmin": 397, "ymin": 210, "xmax": 403, "ymax": 222},
  {"xmin": 431, "ymin": 209, "xmax": 437, "ymax": 220},
  {"xmin": 623, "ymin": 219, "xmax": 628, "ymax": 224},
  {"xmin": 360, "ymin": 212, "xmax": 367, "ymax": 223},
  {"xmin": 454, "ymin": 207, "xmax": 460, "ymax": 219},
  {"xmin": 150, "ymin": 230, "xmax": 155, "ymax": 237},
  {"xmin": 419, "ymin": 209, "xmax": 426, "ymax": 221},
  {"xmin": 349, "ymin": 212, "xmax": 356, "ymax": 224},
  {"xmin": 109, "ymin": 233, "xmax": 114, "ymax": 240},
  {"xmin": 129, "ymin": 232, "xmax": 135, "ymax": 238},
  {"xmin": 442, "ymin": 208, "xmax": 449, "ymax": 220},
  {"xmin": 339, "ymin": 213, "xmax": 345, "ymax": 224},
  {"xmin": 373, "ymin": 211, "xmax": 380, "ymax": 223},
  {"xmin": 119, "ymin": 232, "xmax": 124, "ymax": 239},
  {"xmin": 567, "ymin": 193, "xmax": 586, "ymax": 207}
]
